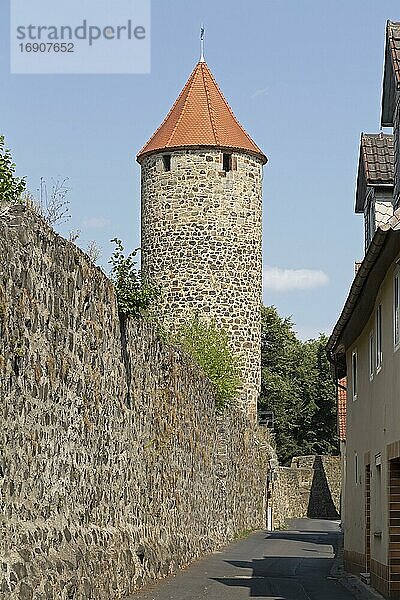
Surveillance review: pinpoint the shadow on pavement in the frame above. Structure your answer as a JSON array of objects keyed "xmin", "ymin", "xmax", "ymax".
[
  {"xmin": 211, "ymin": 574, "xmax": 306, "ymax": 599},
  {"xmin": 211, "ymin": 525, "xmax": 340, "ymax": 598},
  {"xmin": 264, "ymin": 529, "xmax": 338, "ymax": 551},
  {"xmin": 211, "ymin": 556, "xmax": 338, "ymax": 598},
  {"xmin": 223, "ymin": 555, "xmax": 333, "ymax": 575}
]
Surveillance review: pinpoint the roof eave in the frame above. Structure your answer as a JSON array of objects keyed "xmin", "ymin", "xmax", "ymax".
[
  {"xmin": 381, "ymin": 23, "xmax": 399, "ymax": 127},
  {"xmin": 327, "ymin": 227, "xmax": 392, "ymax": 359},
  {"xmin": 136, "ymin": 144, "xmax": 268, "ymax": 165},
  {"xmin": 355, "ymin": 143, "xmax": 367, "ymax": 213}
]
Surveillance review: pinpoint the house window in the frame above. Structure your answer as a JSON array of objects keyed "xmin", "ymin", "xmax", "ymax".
[
  {"xmin": 376, "ymin": 304, "xmax": 383, "ymax": 370},
  {"xmin": 369, "ymin": 333, "xmax": 374, "ymax": 380},
  {"xmin": 352, "ymin": 350, "xmax": 358, "ymax": 400},
  {"xmin": 222, "ymin": 153, "xmax": 232, "ymax": 172},
  {"xmin": 162, "ymin": 154, "xmax": 171, "ymax": 172},
  {"xmin": 394, "ymin": 270, "xmax": 400, "ymax": 348}
]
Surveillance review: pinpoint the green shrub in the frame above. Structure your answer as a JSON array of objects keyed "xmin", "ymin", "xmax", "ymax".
[
  {"xmin": 109, "ymin": 238, "xmax": 157, "ymax": 318},
  {"xmin": 171, "ymin": 315, "xmax": 242, "ymax": 409},
  {"xmin": 0, "ymin": 135, "xmax": 26, "ymax": 203}
]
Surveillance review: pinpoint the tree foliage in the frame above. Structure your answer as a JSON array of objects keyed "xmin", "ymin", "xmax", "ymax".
[
  {"xmin": 0, "ymin": 135, "xmax": 26, "ymax": 202},
  {"xmin": 259, "ymin": 305, "xmax": 338, "ymax": 465},
  {"xmin": 171, "ymin": 315, "xmax": 242, "ymax": 410},
  {"xmin": 109, "ymin": 238, "xmax": 157, "ymax": 318}
]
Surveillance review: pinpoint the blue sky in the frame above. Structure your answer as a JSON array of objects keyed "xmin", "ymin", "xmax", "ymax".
[{"xmin": 1, "ymin": 0, "xmax": 398, "ymax": 340}]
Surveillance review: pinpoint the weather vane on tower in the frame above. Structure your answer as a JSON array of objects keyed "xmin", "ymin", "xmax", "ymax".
[{"xmin": 200, "ymin": 25, "xmax": 205, "ymax": 62}]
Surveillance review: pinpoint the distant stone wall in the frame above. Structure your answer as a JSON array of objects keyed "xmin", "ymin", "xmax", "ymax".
[
  {"xmin": 0, "ymin": 206, "xmax": 271, "ymax": 600},
  {"xmin": 272, "ymin": 455, "xmax": 341, "ymax": 529},
  {"xmin": 272, "ymin": 466, "xmax": 312, "ymax": 528}
]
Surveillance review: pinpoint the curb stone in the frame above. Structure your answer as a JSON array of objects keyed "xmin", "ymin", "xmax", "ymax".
[{"xmin": 330, "ymin": 529, "xmax": 386, "ymax": 600}]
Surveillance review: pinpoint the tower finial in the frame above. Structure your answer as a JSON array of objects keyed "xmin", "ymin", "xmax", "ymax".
[{"xmin": 200, "ymin": 25, "xmax": 205, "ymax": 62}]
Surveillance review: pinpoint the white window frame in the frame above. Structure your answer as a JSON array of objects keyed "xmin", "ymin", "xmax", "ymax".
[
  {"xmin": 351, "ymin": 349, "xmax": 358, "ymax": 401},
  {"xmin": 369, "ymin": 332, "xmax": 374, "ymax": 381},
  {"xmin": 394, "ymin": 269, "xmax": 400, "ymax": 351},
  {"xmin": 376, "ymin": 303, "xmax": 383, "ymax": 372}
]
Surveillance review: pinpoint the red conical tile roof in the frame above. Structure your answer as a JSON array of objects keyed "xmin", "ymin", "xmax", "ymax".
[{"xmin": 137, "ymin": 61, "xmax": 267, "ymax": 163}]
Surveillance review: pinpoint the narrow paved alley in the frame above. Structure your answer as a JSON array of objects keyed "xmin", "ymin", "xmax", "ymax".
[{"xmin": 130, "ymin": 519, "xmax": 370, "ymax": 600}]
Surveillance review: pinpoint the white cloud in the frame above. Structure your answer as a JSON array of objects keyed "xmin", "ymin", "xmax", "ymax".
[
  {"xmin": 251, "ymin": 87, "xmax": 269, "ymax": 98},
  {"xmin": 263, "ymin": 266, "xmax": 329, "ymax": 292},
  {"xmin": 82, "ymin": 216, "xmax": 110, "ymax": 229}
]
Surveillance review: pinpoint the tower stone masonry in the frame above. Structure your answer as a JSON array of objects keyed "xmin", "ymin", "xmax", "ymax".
[{"xmin": 137, "ymin": 60, "xmax": 267, "ymax": 415}]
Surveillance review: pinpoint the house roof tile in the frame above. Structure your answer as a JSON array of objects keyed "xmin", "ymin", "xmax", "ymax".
[
  {"xmin": 388, "ymin": 21, "xmax": 400, "ymax": 86},
  {"xmin": 360, "ymin": 133, "xmax": 394, "ymax": 185},
  {"xmin": 355, "ymin": 133, "xmax": 394, "ymax": 212},
  {"xmin": 137, "ymin": 61, "xmax": 267, "ymax": 163}
]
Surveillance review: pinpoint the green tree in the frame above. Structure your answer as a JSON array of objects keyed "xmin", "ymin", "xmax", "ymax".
[
  {"xmin": 109, "ymin": 238, "xmax": 157, "ymax": 318},
  {"xmin": 261, "ymin": 305, "xmax": 298, "ymax": 373},
  {"xmin": 259, "ymin": 306, "xmax": 338, "ymax": 465},
  {"xmin": 260, "ymin": 306, "xmax": 304, "ymax": 463},
  {"xmin": 308, "ymin": 335, "xmax": 338, "ymax": 455},
  {"xmin": 0, "ymin": 135, "xmax": 26, "ymax": 202},
  {"xmin": 172, "ymin": 315, "xmax": 242, "ymax": 410}
]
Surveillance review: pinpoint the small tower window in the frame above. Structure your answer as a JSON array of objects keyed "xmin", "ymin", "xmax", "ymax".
[
  {"xmin": 163, "ymin": 154, "xmax": 171, "ymax": 172},
  {"xmin": 222, "ymin": 153, "xmax": 232, "ymax": 172}
]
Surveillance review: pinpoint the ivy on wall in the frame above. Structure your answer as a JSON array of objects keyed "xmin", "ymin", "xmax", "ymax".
[{"xmin": 0, "ymin": 135, "xmax": 26, "ymax": 203}]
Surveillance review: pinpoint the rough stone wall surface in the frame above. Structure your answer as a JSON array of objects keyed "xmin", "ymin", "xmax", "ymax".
[
  {"xmin": 140, "ymin": 148, "xmax": 263, "ymax": 414},
  {"xmin": 292, "ymin": 455, "xmax": 342, "ymax": 515},
  {"xmin": 0, "ymin": 206, "xmax": 270, "ymax": 600},
  {"xmin": 272, "ymin": 455, "xmax": 341, "ymax": 529},
  {"xmin": 272, "ymin": 466, "xmax": 313, "ymax": 529}
]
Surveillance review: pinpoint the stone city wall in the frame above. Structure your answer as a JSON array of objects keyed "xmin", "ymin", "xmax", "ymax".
[
  {"xmin": 0, "ymin": 206, "xmax": 271, "ymax": 600},
  {"xmin": 272, "ymin": 455, "xmax": 341, "ymax": 529}
]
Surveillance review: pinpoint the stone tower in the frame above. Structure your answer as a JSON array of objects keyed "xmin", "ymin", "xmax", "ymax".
[{"xmin": 137, "ymin": 59, "xmax": 267, "ymax": 415}]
